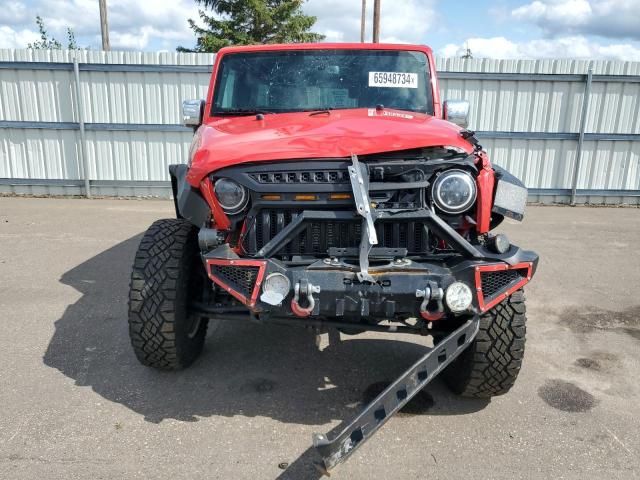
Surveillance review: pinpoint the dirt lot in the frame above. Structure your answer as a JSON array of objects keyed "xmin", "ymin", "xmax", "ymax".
[{"xmin": 0, "ymin": 197, "xmax": 639, "ymax": 479}]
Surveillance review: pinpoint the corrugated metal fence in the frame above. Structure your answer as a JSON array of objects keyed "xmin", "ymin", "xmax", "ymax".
[{"xmin": 1, "ymin": 49, "xmax": 639, "ymax": 204}]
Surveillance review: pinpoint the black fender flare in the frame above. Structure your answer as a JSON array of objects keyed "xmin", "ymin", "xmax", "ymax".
[
  {"xmin": 168, "ymin": 164, "xmax": 211, "ymax": 228},
  {"xmin": 492, "ymin": 164, "xmax": 526, "ymax": 189},
  {"xmin": 489, "ymin": 164, "xmax": 527, "ymax": 229}
]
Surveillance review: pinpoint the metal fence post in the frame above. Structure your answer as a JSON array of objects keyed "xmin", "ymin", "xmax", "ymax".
[
  {"xmin": 72, "ymin": 57, "xmax": 91, "ymax": 198},
  {"xmin": 571, "ymin": 66, "xmax": 593, "ymax": 205}
]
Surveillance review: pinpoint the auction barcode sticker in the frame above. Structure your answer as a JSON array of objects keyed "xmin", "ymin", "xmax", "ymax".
[{"xmin": 368, "ymin": 71, "xmax": 418, "ymax": 88}]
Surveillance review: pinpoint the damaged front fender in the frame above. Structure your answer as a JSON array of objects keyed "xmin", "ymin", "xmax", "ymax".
[{"xmin": 169, "ymin": 164, "xmax": 211, "ymax": 228}]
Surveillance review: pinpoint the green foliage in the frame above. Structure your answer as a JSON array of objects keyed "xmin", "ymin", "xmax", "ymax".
[
  {"xmin": 67, "ymin": 28, "xmax": 78, "ymax": 50},
  {"xmin": 27, "ymin": 16, "xmax": 79, "ymax": 50},
  {"xmin": 178, "ymin": 0, "xmax": 325, "ymax": 53}
]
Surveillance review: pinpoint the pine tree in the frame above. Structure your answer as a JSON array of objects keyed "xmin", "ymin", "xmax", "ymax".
[{"xmin": 178, "ymin": 0, "xmax": 325, "ymax": 53}]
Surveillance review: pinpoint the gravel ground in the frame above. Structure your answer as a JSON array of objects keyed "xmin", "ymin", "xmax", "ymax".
[{"xmin": 0, "ymin": 197, "xmax": 638, "ymax": 479}]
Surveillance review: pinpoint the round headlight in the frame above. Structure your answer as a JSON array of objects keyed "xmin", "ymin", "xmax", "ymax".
[
  {"xmin": 432, "ymin": 169, "xmax": 477, "ymax": 214},
  {"xmin": 445, "ymin": 282, "xmax": 473, "ymax": 313},
  {"xmin": 214, "ymin": 178, "xmax": 248, "ymax": 214}
]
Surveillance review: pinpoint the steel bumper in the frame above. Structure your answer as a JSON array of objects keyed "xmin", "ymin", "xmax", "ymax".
[{"xmin": 202, "ymin": 244, "xmax": 539, "ymax": 320}]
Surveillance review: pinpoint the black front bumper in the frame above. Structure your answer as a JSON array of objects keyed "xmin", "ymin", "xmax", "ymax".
[{"xmin": 202, "ymin": 241, "xmax": 538, "ymax": 321}]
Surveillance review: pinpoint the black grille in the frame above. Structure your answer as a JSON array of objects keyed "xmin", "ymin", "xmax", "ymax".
[
  {"xmin": 244, "ymin": 209, "xmax": 427, "ymax": 256},
  {"xmin": 211, "ymin": 265, "xmax": 259, "ymax": 296},
  {"xmin": 250, "ymin": 170, "xmax": 350, "ymax": 184},
  {"xmin": 480, "ymin": 269, "xmax": 525, "ymax": 298}
]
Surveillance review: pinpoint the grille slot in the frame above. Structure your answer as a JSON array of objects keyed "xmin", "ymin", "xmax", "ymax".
[
  {"xmin": 244, "ymin": 209, "xmax": 428, "ymax": 256},
  {"xmin": 211, "ymin": 265, "xmax": 259, "ymax": 297},
  {"xmin": 250, "ymin": 170, "xmax": 350, "ymax": 184},
  {"xmin": 480, "ymin": 269, "xmax": 526, "ymax": 299}
]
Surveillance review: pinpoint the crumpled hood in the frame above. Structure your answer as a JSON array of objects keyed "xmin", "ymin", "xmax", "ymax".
[{"xmin": 186, "ymin": 108, "xmax": 474, "ymax": 184}]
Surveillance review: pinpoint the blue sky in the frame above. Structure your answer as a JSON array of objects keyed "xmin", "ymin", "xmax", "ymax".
[{"xmin": 1, "ymin": 0, "xmax": 639, "ymax": 60}]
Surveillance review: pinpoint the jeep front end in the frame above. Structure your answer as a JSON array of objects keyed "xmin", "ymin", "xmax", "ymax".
[{"xmin": 129, "ymin": 43, "xmax": 538, "ymax": 472}]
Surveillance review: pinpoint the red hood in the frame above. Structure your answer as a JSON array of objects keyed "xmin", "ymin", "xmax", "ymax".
[{"xmin": 186, "ymin": 108, "xmax": 473, "ymax": 185}]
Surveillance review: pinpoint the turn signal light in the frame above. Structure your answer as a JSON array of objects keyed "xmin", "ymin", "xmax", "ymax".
[
  {"xmin": 294, "ymin": 194, "xmax": 318, "ymax": 201},
  {"xmin": 261, "ymin": 194, "xmax": 282, "ymax": 201},
  {"xmin": 329, "ymin": 193, "xmax": 352, "ymax": 200}
]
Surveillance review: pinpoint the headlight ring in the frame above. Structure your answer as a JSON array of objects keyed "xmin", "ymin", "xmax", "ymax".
[
  {"xmin": 432, "ymin": 169, "xmax": 477, "ymax": 214},
  {"xmin": 213, "ymin": 178, "xmax": 249, "ymax": 215}
]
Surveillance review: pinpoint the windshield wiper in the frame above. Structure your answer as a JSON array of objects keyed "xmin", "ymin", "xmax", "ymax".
[
  {"xmin": 308, "ymin": 108, "xmax": 334, "ymax": 116},
  {"xmin": 305, "ymin": 107, "xmax": 364, "ymax": 116},
  {"xmin": 213, "ymin": 108, "xmax": 276, "ymax": 116}
]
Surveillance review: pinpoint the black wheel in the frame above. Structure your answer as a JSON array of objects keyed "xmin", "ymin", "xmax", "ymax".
[
  {"xmin": 443, "ymin": 290, "xmax": 526, "ymax": 398},
  {"xmin": 128, "ymin": 219, "xmax": 208, "ymax": 370}
]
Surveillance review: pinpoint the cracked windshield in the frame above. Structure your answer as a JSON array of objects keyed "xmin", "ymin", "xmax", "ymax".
[{"xmin": 212, "ymin": 49, "xmax": 433, "ymax": 115}]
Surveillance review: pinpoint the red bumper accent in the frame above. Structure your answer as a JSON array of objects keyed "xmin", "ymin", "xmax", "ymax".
[
  {"xmin": 205, "ymin": 258, "xmax": 266, "ymax": 308},
  {"xmin": 200, "ymin": 177, "xmax": 231, "ymax": 230},
  {"xmin": 474, "ymin": 261, "xmax": 532, "ymax": 312},
  {"xmin": 475, "ymin": 152, "xmax": 495, "ymax": 234}
]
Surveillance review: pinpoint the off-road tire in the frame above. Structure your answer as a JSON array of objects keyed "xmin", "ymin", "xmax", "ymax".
[
  {"xmin": 128, "ymin": 219, "xmax": 208, "ymax": 370},
  {"xmin": 443, "ymin": 290, "xmax": 526, "ymax": 397}
]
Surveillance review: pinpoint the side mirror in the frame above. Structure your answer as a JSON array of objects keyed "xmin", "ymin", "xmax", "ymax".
[
  {"xmin": 182, "ymin": 99, "xmax": 205, "ymax": 128},
  {"xmin": 443, "ymin": 100, "xmax": 470, "ymax": 128}
]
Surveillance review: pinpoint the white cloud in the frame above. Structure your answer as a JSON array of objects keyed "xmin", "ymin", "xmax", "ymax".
[
  {"xmin": 42, "ymin": 0, "xmax": 99, "ymax": 36},
  {"xmin": 0, "ymin": 25, "xmax": 39, "ymax": 49},
  {"xmin": 512, "ymin": 0, "xmax": 640, "ymax": 40},
  {"xmin": 110, "ymin": 27, "xmax": 155, "ymax": 51},
  {"xmin": 439, "ymin": 35, "xmax": 640, "ymax": 61},
  {"xmin": 513, "ymin": 0, "xmax": 593, "ymax": 25},
  {"xmin": 108, "ymin": 0, "xmax": 200, "ymax": 49},
  {"xmin": 0, "ymin": 0, "xmax": 200, "ymax": 50},
  {"xmin": 303, "ymin": 0, "xmax": 438, "ymax": 44},
  {"xmin": 0, "ymin": 1, "xmax": 30, "ymax": 25}
]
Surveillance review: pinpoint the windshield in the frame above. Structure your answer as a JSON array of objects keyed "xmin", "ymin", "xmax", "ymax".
[{"xmin": 212, "ymin": 49, "xmax": 433, "ymax": 115}]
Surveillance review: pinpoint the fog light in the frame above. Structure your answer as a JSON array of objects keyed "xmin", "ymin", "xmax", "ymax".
[
  {"xmin": 260, "ymin": 273, "xmax": 291, "ymax": 306},
  {"xmin": 445, "ymin": 282, "xmax": 473, "ymax": 313},
  {"xmin": 488, "ymin": 233, "xmax": 510, "ymax": 254}
]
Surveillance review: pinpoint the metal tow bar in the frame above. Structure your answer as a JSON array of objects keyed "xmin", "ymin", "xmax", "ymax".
[{"xmin": 312, "ymin": 317, "xmax": 480, "ymax": 473}]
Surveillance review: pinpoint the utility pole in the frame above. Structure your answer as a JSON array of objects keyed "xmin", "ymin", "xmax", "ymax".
[
  {"xmin": 360, "ymin": 0, "xmax": 367, "ymax": 43},
  {"xmin": 99, "ymin": 0, "xmax": 110, "ymax": 51},
  {"xmin": 372, "ymin": 0, "xmax": 381, "ymax": 43}
]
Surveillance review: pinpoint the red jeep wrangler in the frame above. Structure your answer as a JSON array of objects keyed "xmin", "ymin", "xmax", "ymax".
[{"xmin": 128, "ymin": 43, "xmax": 538, "ymax": 470}]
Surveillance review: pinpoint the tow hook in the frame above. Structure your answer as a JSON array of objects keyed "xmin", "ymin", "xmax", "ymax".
[
  {"xmin": 291, "ymin": 279, "xmax": 321, "ymax": 317},
  {"xmin": 416, "ymin": 281, "xmax": 445, "ymax": 321}
]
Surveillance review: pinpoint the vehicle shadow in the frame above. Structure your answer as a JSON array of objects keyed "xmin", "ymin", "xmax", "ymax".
[{"xmin": 43, "ymin": 235, "xmax": 489, "ymax": 478}]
